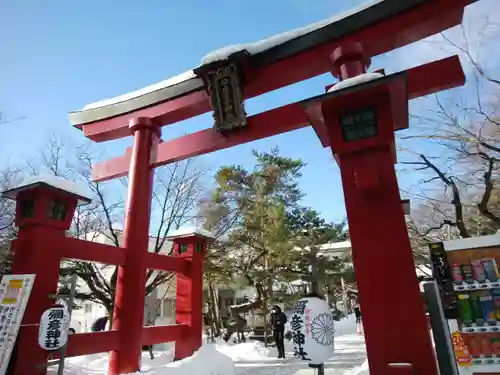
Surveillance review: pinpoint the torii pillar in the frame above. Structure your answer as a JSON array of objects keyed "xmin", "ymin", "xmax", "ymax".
[{"xmin": 303, "ymin": 43, "xmax": 437, "ymax": 375}]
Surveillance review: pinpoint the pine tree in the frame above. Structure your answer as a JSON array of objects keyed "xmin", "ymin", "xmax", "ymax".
[{"xmin": 209, "ymin": 147, "xmax": 304, "ymax": 342}]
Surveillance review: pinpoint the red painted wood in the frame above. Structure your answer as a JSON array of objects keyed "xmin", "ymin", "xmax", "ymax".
[
  {"xmin": 14, "ymin": 187, "xmax": 77, "ymax": 231},
  {"xmin": 92, "ymin": 102, "xmax": 307, "ymax": 181},
  {"xmin": 10, "ymin": 190, "xmax": 78, "ymax": 375},
  {"xmin": 80, "ymin": 0, "xmax": 468, "ymax": 142},
  {"xmin": 314, "ymin": 46, "xmax": 438, "ymax": 375},
  {"xmin": 406, "ymin": 55, "xmax": 465, "ymax": 98},
  {"xmin": 144, "ymin": 252, "xmax": 189, "ymax": 274},
  {"xmin": 386, "ymin": 365, "xmax": 414, "ymax": 375},
  {"xmin": 60, "ymin": 237, "xmax": 126, "ymax": 265},
  {"xmin": 92, "ymin": 55, "xmax": 464, "ymax": 183},
  {"xmin": 141, "ymin": 324, "xmax": 188, "ymax": 346},
  {"xmin": 108, "ymin": 118, "xmax": 159, "ymax": 375},
  {"xmin": 173, "ymin": 239, "xmax": 205, "ymax": 360},
  {"xmin": 54, "ymin": 331, "xmax": 122, "ymax": 358},
  {"xmin": 82, "ymin": 91, "xmax": 209, "ymax": 142}
]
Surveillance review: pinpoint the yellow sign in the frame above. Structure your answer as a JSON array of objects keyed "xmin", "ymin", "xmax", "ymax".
[
  {"xmin": 451, "ymin": 331, "xmax": 472, "ymax": 367},
  {"xmin": 1, "ymin": 279, "xmax": 23, "ymax": 305}
]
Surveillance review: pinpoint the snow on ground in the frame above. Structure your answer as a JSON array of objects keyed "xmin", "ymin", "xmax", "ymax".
[
  {"xmin": 229, "ymin": 334, "xmax": 366, "ymax": 375},
  {"xmin": 216, "ymin": 340, "xmax": 273, "ymax": 362},
  {"xmin": 46, "ymin": 345, "xmax": 234, "ymax": 375},
  {"xmin": 343, "ymin": 360, "xmax": 369, "ymax": 375},
  {"xmin": 46, "ymin": 315, "xmax": 367, "ymax": 375}
]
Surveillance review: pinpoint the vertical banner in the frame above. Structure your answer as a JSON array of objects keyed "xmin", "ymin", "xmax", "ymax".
[
  {"xmin": 0, "ymin": 274, "xmax": 35, "ymax": 375},
  {"xmin": 429, "ymin": 242, "xmax": 458, "ymax": 319}
]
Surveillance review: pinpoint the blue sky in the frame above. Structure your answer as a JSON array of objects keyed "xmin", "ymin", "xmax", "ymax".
[{"xmin": 1, "ymin": 0, "xmax": 498, "ymax": 224}]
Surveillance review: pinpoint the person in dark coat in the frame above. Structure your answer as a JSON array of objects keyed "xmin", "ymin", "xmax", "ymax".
[
  {"xmin": 91, "ymin": 316, "xmax": 108, "ymax": 332},
  {"xmin": 354, "ymin": 305, "xmax": 361, "ymax": 323},
  {"xmin": 270, "ymin": 305, "xmax": 287, "ymax": 359}
]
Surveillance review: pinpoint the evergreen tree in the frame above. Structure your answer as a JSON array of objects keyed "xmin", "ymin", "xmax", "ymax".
[{"xmin": 209, "ymin": 147, "xmax": 304, "ymax": 340}]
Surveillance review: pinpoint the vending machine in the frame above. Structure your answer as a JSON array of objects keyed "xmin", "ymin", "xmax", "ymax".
[{"xmin": 430, "ymin": 233, "xmax": 500, "ymax": 375}]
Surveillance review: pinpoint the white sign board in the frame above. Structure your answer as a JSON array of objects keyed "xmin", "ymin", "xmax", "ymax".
[
  {"xmin": 38, "ymin": 306, "xmax": 70, "ymax": 351},
  {"xmin": 0, "ymin": 274, "xmax": 35, "ymax": 375},
  {"xmin": 291, "ymin": 296, "xmax": 335, "ymax": 366}
]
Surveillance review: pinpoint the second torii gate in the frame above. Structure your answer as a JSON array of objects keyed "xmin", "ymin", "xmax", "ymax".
[{"xmin": 68, "ymin": 0, "xmax": 477, "ymax": 374}]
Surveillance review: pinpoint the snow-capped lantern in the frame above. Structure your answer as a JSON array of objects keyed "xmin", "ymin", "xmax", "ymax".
[
  {"xmin": 2, "ymin": 175, "xmax": 91, "ymax": 230},
  {"xmin": 291, "ymin": 296, "xmax": 335, "ymax": 367}
]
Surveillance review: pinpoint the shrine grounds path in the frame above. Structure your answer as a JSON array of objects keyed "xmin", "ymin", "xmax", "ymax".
[{"xmin": 233, "ymin": 334, "xmax": 367, "ymax": 375}]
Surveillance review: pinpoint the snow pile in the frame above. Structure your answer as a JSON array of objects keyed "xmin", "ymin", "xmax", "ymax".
[
  {"xmin": 46, "ymin": 350, "xmax": 174, "ymax": 375},
  {"xmin": 346, "ymin": 359, "xmax": 370, "ymax": 375},
  {"xmin": 46, "ymin": 345, "xmax": 235, "ymax": 375},
  {"xmin": 215, "ymin": 340, "xmax": 271, "ymax": 361},
  {"xmin": 327, "ymin": 72, "xmax": 384, "ymax": 93},
  {"xmin": 201, "ymin": 0, "xmax": 383, "ymax": 64},
  {"xmin": 147, "ymin": 344, "xmax": 235, "ymax": 375}
]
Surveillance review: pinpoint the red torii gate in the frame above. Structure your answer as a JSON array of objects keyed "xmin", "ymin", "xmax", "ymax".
[{"xmin": 67, "ymin": 0, "xmax": 476, "ymax": 374}]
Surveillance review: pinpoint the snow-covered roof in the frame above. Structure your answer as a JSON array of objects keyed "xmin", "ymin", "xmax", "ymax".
[
  {"xmin": 166, "ymin": 227, "xmax": 215, "ymax": 240},
  {"xmin": 83, "ymin": 70, "xmax": 199, "ymax": 111},
  {"xmin": 2, "ymin": 175, "xmax": 92, "ymax": 205},
  {"xmin": 201, "ymin": 0, "xmax": 383, "ymax": 64},
  {"xmin": 327, "ymin": 72, "xmax": 384, "ymax": 92},
  {"xmin": 296, "ymin": 240, "xmax": 353, "ymax": 257},
  {"xmin": 69, "ymin": 0, "xmax": 420, "ymax": 126}
]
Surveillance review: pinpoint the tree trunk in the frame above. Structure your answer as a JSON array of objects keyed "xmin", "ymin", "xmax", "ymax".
[
  {"xmin": 106, "ymin": 306, "xmax": 114, "ymax": 330},
  {"xmin": 263, "ymin": 256, "xmax": 273, "ymax": 347},
  {"xmin": 208, "ymin": 282, "xmax": 221, "ymax": 337}
]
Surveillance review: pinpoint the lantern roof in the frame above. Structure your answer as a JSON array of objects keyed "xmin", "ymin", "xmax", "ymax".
[
  {"xmin": 327, "ymin": 72, "xmax": 384, "ymax": 93},
  {"xmin": 166, "ymin": 227, "xmax": 215, "ymax": 241},
  {"xmin": 69, "ymin": 0, "xmax": 433, "ymax": 127},
  {"xmin": 2, "ymin": 175, "xmax": 92, "ymax": 206}
]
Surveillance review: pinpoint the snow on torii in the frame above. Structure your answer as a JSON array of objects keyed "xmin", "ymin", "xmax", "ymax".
[
  {"xmin": 69, "ymin": 0, "xmax": 464, "ymax": 135},
  {"xmin": 79, "ymin": 0, "xmax": 382, "ymax": 112}
]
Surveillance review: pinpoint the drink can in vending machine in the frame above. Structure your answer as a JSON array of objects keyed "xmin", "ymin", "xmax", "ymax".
[
  {"xmin": 482, "ymin": 259, "xmax": 500, "ymax": 282},
  {"xmin": 461, "ymin": 264, "xmax": 475, "ymax": 284},
  {"xmin": 451, "ymin": 264, "xmax": 464, "ymax": 284},
  {"xmin": 480, "ymin": 336, "xmax": 494, "ymax": 358},
  {"xmin": 471, "ymin": 260, "xmax": 487, "ymax": 283},
  {"xmin": 479, "ymin": 291, "xmax": 496, "ymax": 325}
]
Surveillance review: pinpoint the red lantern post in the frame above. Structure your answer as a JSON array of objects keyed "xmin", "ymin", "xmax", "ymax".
[
  {"xmin": 302, "ymin": 42, "xmax": 437, "ymax": 375},
  {"xmin": 166, "ymin": 228, "xmax": 214, "ymax": 360},
  {"xmin": 2, "ymin": 177, "xmax": 91, "ymax": 375}
]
